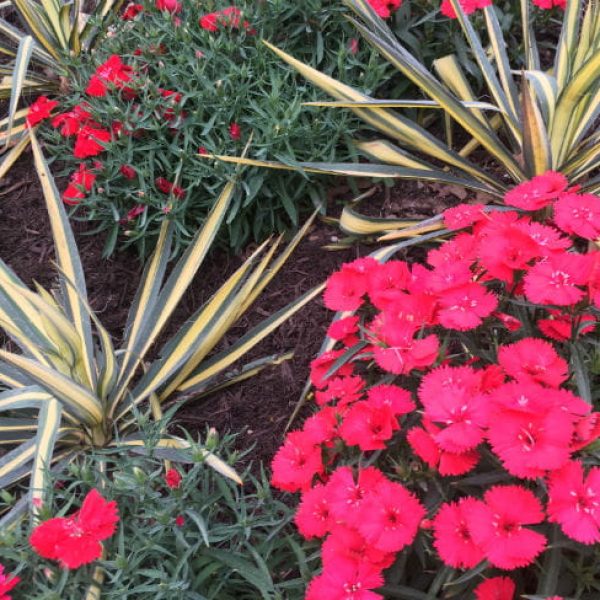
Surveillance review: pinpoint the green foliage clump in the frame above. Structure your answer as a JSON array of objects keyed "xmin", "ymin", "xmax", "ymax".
[
  {"xmin": 0, "ymin": 428, "xmax": 318, "ymax": 599},
  {"xmin": 41, "ymin": 0, "xmax": 389, "ymax": 256}
]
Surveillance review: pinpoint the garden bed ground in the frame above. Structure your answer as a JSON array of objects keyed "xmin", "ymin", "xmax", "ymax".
[{"xmin": 0, "ymin": 150, "xmax": 458, "ymax": 466}]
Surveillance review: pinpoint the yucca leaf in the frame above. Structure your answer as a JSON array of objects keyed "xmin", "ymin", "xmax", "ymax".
[
  {"xmin": 31, "ymin": 132, "xmax": 96, "ymax": 390},
  {"xmin": 442, "ymin": 0, "xmax": 521, "ymax": 146},
  {"xmin": 0, "ymin": 363, "xmax": 32, "ymax": 388},
  {"xmin": 0, "ymin": 350, "xmax": 102, "ymax": 424},
  {"xmin": 54, "ymin": 265, "xmax": 118, "ymax": 401},
  {"xmin": 554, "ymin": 0, "xmax": 583, "ymax": 89},
  {"xmin": 483, "ymin": 6, "xmax": 520, "ymax": 122},
  {"xmin": 351, "ymin": 8, "xmax": 527, "ymax": 172},
  {"xmin": 68, "ymin": 0, "xmax": 82, "ymax": 55},
  {"xmin": 523, "ymin": 71, "xmax": 557, "ymax": 124},
  {"xmin": 11, "ymin": 0, "xmax": 61, "ymax": 59},
  {"xmin": 38, "ymin": 0, "xmax": 68, "ymax": 50},
  {"xmin": 203, "ymin": 154, "xmax": 505, "ymax": 196},
  {"xmin": 180, "ymin": 351, "xmax": 295, "ymax": 400},
  {"xmin": 552, "ymin": 50, "xmax": 600, "ymax": 165},
  {"xmin": 115, "ymin": 221, "xmax": 172, "ymax": 405},
  {"xmin": 356, "ymin": 139, "xmax": 437, "ymax": 170},
  {"xmin": 8, "ymin": 277, "xmax": 84, "ymax": 367},
  {"xmin": 113, "ymin": 181, "xmax": 235, "ymax": 409},
  {"xmin": 30, "ymin": 397, "xmax": 61, "ymax": 517},
  {"xmin": 0, "ymin": 262, "xmax": 59, "ymax": 364},
  {"xmin": 565, "ymin": 86, "xmax": 600, "ymax": 155},
  {"xmin": 520, "ymin": 0, "xmax": 540, "ymax": 70},
  {"xmin": 521, "ymin": 77, "xmax": 552, "ymax": 175},
  {"xmin": 0, "ymin": 18, "xmax": 55, "ymax": 65},
  {"xmin": 262, "ymin": 40, "xmax": 506, "ymax": 190},
  {"xmin": 564, "ymin": 140, "xmax": 600, "ymax": 180},
  {"xmin": 237, "ymin": 210, "xmax": 318, "ymax": 315},
  {"xmin": 0, "ymin": 386, "xmax": 51, "ymax": 411},
  {"xmin": 0, "ymin": 438, "xmax": 36, "ymax": 489},
  {"xmin": 339, "ymin": 204, "xmax": 425, "ymax": 237},
  {"xmin": 433, "ymin": 55, "xmax": 490, "ymax": 126},
  {"xmin": 0, "ymin": 130, "xmax": 30, "ymax": 179},
  {"xmin": 126, "ymin": 245, "xmax": 268, "ymax": 411},
  {"xmin": 304, "ymin": 99, "xmax": 501, "ymax": 111},
  {"xmin": 174, "ymin": 284, "xmax": 324, "ymax": 396},
  {"xmin": 5, "ymin": 35, "xmax": 33, "ymax": 147},
  {"xmin": 572, "ymin": 0, "xmax": 599, "ymax": 73}
]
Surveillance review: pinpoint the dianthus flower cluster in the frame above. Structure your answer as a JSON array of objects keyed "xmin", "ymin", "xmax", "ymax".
[
  {"xmin": 272, "ymin": 171, "xmax": 600, "ymax": 598},
  {"xmin": 26, "ymin": 2, "xmax": 249, "ymax": 219},
  {"xmin": 437, "ymin": 0, "xmax": 563, "ymax": 19}
]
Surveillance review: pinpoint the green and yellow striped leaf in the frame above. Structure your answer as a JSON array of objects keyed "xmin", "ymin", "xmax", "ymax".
[
  {"xmin": 126, "ymin": 245, "xmax": 268, "ymax": 411},
  {"xmin": 554, "ymin": 0, "xmax": 583, "ymax": 89},
  {"xmin": 114, "ymin": 221, "xmax": 172, "ymax": 406},
  {"xmin": 0, "ymin": 438, "xmax": 36, "ymax": 489},
  {"xmin": 551, "ymin": 49, "xmax": 600, "ymax": 165},
  {"xmin": 262, "ymin": 40, "xmax": 506, "ymax": 190},
  {"xmin": 174, "ymin": 284, "xmax": 323, "ymax": 396},
  {"xmin": 523, "ymin": 71, "xmax": 557, "ymax": 124},
  {"xmin": 181, "ymin": 351, "xmax": 295, "ymax": 400},
  {"xmin": 31, "ymin": 132, "xmax": 96, "ymax": 390},
  {"xmin": 0, "ymin": 385, "xmax": 52, "ymax": 411},
  {"xmin": 520, "ymin": 0, "xmax": 540, "ymax": 70},
  {"xmin": 5, "ymin": 35, "xmax": 34, "ymax": 147},
  {"xmin": 0, "ymin": 349, "xmax": 102, "ymax": 424},
  {"xmin": 30, "ymin": 397, "xmax": 61, "ymax": 517},
  {"xmin": 304, "ymin": 99, "xmax": 501, "ymax": 111},
  {"xmin": 483, "ymin": 6, "xmax": 520, "ymax": 121},
  {"xmin": 111, "ymin": 182, "xmax": 235, "ymax": 411},
  {"xmin": 443, "ymin": 0, "xmax": 521, "ymax": 143},
  {"xmin": 11, "ymin": 0, "xmax": 61, "ymax": 59},
  {"xmin": 0, "ymin": 131, "xmax": 31, "ymax": 179},
  {"xmin": 203, "ymin": 155, "xmax": 505, "ymax": 197},
  {"xmin": 433, "ymin": 55, "xmax": 490, "ymax": 127},
  {"xmin": 521, "ymin": 77, "xmax": 552, "ymax": 175}
]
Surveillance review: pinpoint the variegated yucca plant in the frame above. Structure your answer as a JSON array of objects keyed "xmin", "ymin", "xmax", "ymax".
[
  {"xmin": 0, "ymin": 0, "xmax": 124, "ymax": 170},
  {"xmin": 211, "ymin": 0, "xmax": 600, "ymax": 240},
  {"xmin": 0, "ymin": 133, "xmax": 321, "ymax": 526}
]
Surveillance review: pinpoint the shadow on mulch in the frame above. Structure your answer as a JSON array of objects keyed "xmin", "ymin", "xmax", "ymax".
[{"xmin": 0, "ymin": 149, "xmax": 459, "ymax": 466}]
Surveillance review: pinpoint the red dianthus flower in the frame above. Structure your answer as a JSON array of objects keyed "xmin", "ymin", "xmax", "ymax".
[
  {"xmin": 497, "ymin": 337, "xmax": 568, "ymax": 388},
  {"xmin": 295, "ymin": 484, "xmax": 333, "ymax": 539},
  {"xmin": 367, "ymin": 0, "xmax": 402, "ymax": 18},
  {"xmin": 63, "ymin": 163, "xmax": 96, "ymax": 205},
  {"xmin": 468, "ymin": 485, "xmax": 546, "ymax": 570},
  {"xmin": 474, "ymin": 577, "xmax": 516, "ymax": 600},
  {"xmin": 305, "ymin": 559, "xmax": 384, "ymax": 600},
  {"xmin": 73, "ymin": 126, "xmax": 110, "ymax": 158},
  {"xmin": 356, "ymin": 479, "xmax": 425, "ymax": 552},
  {"xmin": 504, "ymin": 171, "xmax": 568, "ymax": 211},
  {"xmin": 547, "ymin": 461, "xmax": 600, "ymax": 544},
  {"xmin": 270, "ymin": 430, "xmax": 323, "ymax": 492},
  {"xmin": 0, "ymin": 564, "xmax": 19, "ymax": 600},
  {"xmin": 30, "ymin": 489, "xmax": 119, "ymax": 569},
  {"xmin": 26, "ymin": 95, "xmax": 58, "ymax": 127},
  {"xmin": 524, "ymin": 252, "xmax": 590, "ymax": 306},
  {"xmin": 165, "ymin": 468, "xmax": 182, "ymax": 489},
  {"xmin": 553, "ymin": 192, "xmax": 600, "ymax": 241},
  {"xmin": 432, "ymin": 498, "xmax": 486, "ymax": 568}
]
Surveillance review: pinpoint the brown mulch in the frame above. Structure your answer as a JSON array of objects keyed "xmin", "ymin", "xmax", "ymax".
[{"xmin": 0, "ymin": 149, "xmax": 458, "ymax": 466}]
